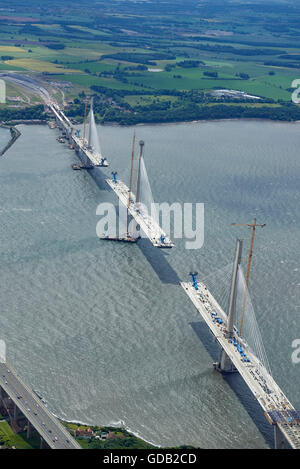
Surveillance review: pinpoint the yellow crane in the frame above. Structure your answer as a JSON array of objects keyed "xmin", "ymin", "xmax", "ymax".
[
  {"xmin": 230, "ymin": 218, "xmax": 266, "ymax": 335},
  {"xmin": 127, "ymin": 131, "xmax": 136, "ymax": 236},
  {"xmin": 82, "ymin": 94, "xmax": 89, "ymax": 144}
]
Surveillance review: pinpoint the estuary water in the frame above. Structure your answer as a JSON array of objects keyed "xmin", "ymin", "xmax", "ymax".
[{"xmin": 0, "ymin": 120, "xmax": 299, "ymax": 449}]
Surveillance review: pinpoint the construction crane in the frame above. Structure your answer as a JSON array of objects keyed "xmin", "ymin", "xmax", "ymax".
[
  {"xmin": 127, "ymin": 131, "xmax": 136, "ymax": 236},
  {"xmin": 230, "ymin": 218, "xmax": 266, "ymax": 335},
  {"xmin": 82, "ymin": 94, "xmax": 89, "ymax": 144}
]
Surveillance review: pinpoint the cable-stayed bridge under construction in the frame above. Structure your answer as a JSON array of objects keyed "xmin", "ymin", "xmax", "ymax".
[{"xmin": 49, "ymin": 100, "xmax": 300, "ymax": 449}]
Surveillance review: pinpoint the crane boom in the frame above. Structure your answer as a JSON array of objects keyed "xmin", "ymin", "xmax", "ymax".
[
  {"xmin": 230, "ymin": 218, "xmax": 265, "ymax": 335},
  {"xmin": 127, "ymin": 131, "xmax": 136, "ymax": 235}
]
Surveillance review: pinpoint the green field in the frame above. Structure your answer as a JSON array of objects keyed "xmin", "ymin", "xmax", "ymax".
[
  {"xmin": 0, "ymin": 421, "xmax": 40, "ymax": 449},
  {"xmin": 0, "ymin": 0, "xmax": 299, "ymax": 123}
]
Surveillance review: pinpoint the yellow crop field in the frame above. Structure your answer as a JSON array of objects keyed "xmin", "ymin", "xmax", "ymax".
[
  {"xmin": 0, "ymin": 46, "xmax": 26, "ymax": 53},
  {"xmin": 4, "ymin": 58, "xmax": 82, "ymax": 74}
]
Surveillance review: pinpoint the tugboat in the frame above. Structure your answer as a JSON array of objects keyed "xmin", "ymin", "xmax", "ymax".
[
  {"xmin": 48, "ymin": 121, "xmax": 56, "ymax": 129},
  {"xmin": 57, "ymin": 136, "xmax": 66, "ymax": 144}
]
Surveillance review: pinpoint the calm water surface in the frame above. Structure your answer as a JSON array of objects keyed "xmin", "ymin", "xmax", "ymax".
[{"xmin": 0, "ymin": 120, "xmax": 299, "ymax": 449}]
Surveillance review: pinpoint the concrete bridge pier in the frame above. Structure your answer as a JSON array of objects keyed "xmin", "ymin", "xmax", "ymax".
[
  {"xmin": 40, "ymin": 436, "xmax": 49, "ymax": 449},
  {"xmin": 13, "ymin": 402, "xmax": 18, "ymax": 420},
  {"xmin": 274, "ymin": 425, "xmax": 290, "ymax": 449},
  {"xmin": 27, "ymin": 420, "xmax": 33, "ymax": 439},
  {"xmin": 12, "ymin": 402, "xmax": 22, "ymax": 423},
  {"xmin": 0, "ymin": 385, "xmax": 6, "ymax": 414},
  {"xmin": 67, "ymin": 128, "xmax": 73, "ymax": 142},
  {"xmin": 214, "ymin": 349, "xmax": 237, "ymax": 373}
]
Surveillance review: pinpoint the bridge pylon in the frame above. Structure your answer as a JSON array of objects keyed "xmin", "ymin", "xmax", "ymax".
[
  {"xmin": 214, "ymin": 239, "xmax": 243, "ymax": 373},
  {"xmin": 274, "ymin": 425, "xmax": 291, "ymax": 449},
  {"xmin": 135, "ymin": 140, "xmax": 144, "ymax": 204}
]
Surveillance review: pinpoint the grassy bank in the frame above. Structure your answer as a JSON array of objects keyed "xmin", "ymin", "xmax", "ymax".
[
  {"xmin": 0, "ymin": 421, "xmax": 40, "ymax": 449},
  {"xmin": 62, "ymin": 421, "xmax": 157, "ymax": 450}
]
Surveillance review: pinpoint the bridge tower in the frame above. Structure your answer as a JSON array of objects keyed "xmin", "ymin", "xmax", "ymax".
[
  {"xmin": 136, "ymin": 140, "xmax": 145, "ymax": 204},
  {"xmin": 215, "ymin": 238, "xmax": 243, "ymax": 373},
  {"xmin": 274, "ymin": 425, "xmax": 291, "ymax": 449}
]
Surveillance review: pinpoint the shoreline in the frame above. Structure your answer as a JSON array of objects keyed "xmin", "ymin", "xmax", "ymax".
[
  {"xmin": 0, "ymin": 124, "xmax": 21, "ymax": 156},
  {"xmin": 1, "ymin": 119, "xmax": 47, "ymax": 126},
  {"xmin": 59, "ymin": 416, "xmax": 159, "ymax": 448},
  {"xmin": 9, "ymin": 116, "xmax": 300, "ymax": 130},
  {"xmin": 0, "ymin": 120, "xmax": 47, "ymax": 156},
  {"xmin": 101, "ymin": 117, "xmax": 300, "ymax": 128},
  {"xmin": 2, "ymin": 111, "xmax": 300, "ymax": 131}
]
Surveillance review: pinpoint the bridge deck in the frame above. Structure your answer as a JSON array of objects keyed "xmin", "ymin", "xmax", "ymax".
[
  {"xmin": 106, "ymin": 178, "xmax": 174, "ymax": 248},
  {"xmin": 181, "ymin": 281, "xmax": 300, "ymax": 449},
  {"xmin": 49, "ymin": 104, "xmax": 108, "ymax": 168},
  {"xmin": 0, "ymin": 362, "xmax": 81, "ymax": 449},
  {"xmin": 72, "ymin": 134, "xmax": 106, "ymax": 167}
]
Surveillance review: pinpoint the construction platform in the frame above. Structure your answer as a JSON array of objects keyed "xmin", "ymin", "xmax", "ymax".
[
  {"xmin": 71, "ymin": 163, "xmax": 107, "ymax": 171},
  {"xmin": 100, "ymin": 234, "xmax": 137, "ymax": 243},
  {"xmin": 265, "ymin": 410, "xmax": 300, "ymax": 426},
  {"xmin": 106, "ymin": 178, "xmax": 174, "ymax": 249}
]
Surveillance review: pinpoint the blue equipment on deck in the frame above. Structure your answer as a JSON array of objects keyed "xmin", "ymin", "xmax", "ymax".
[{"xmin": 189, "ymin": 272, "xmax": 199, "ymax": 291}]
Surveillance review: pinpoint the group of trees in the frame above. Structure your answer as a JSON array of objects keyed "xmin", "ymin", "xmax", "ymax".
[
  {"xmin": 100, "ymin": 52, "xmax": 175, "ymax": 65},
  {"xmin": 177, "ymin": 60, "xmax": 205, "ymax": 68},
  {"xmin": 193, "ymin": 43, "xmax": 284, "ymax": 57},
  {"xmin": 1, "ymin": 55, "xmax": 14, "ymax": 61},
  {"xmin": 46, "ymin": 43, "xmax": 65, "ymax": 50},
  {"xmin": 264, "ymin": 60, "xmax": 300, "ymax": 69},
  {"xmin": 236, "ymin": 72, "xmax": 250, "ymax": 80},
  {"xmin": 86, "ymin": 436, "xmax": 153, "ymax": 450},
  {"xmin": 66, "ymin": 87, "xmax": 300, "ymax": 126},
  {"xmin": 109, "ymin": 103, "xmax": 300, "ymax": 126},
  {"xmin": 203, "ymin": 71, "xmax": 218, "ymax": 78},
  {"xmin": 0, "ymin": 105, "xmax": 45, "ymax": 122}
]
